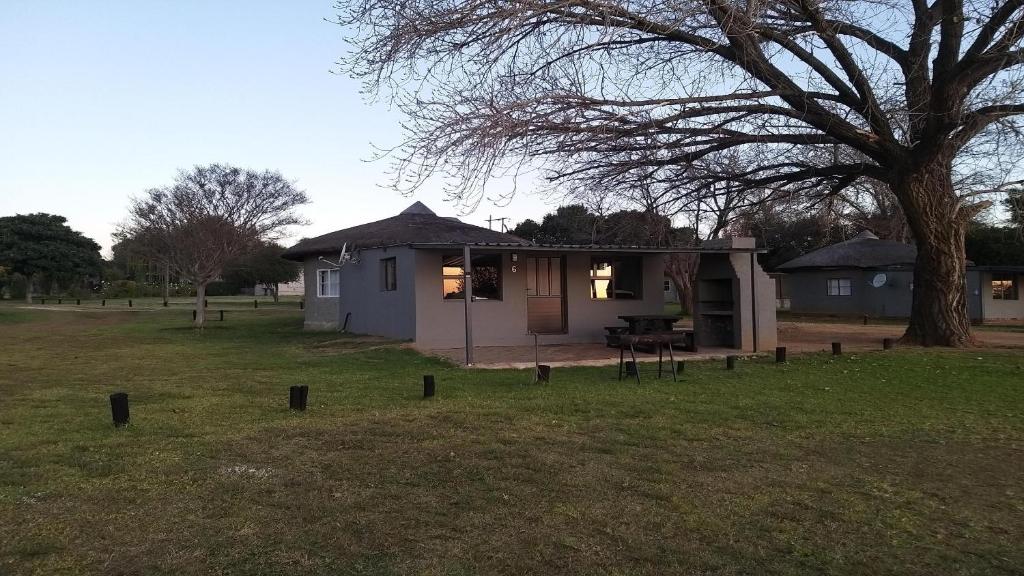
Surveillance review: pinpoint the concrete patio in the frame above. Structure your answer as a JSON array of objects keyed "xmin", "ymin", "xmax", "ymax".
[{"xmin": 425, "ymin": 342, "xmax": 743, "ymax": 369}]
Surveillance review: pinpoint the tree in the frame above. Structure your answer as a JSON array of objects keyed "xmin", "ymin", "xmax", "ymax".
[
  {"xmin": 222, "ymin": 242, "xmax": 301, "ymax": 303},
  {"xmin": 121, "ymin": 164, "xmax": 308, "ymax": 327},
  {"xmin": 733, "ymin": 210, "xmax": 852, "ymax": 270},
  {"xmin": 1007, "ymin": 189, "xmax": 1024, "ymax": 228},
  {"xmin": 337, "ymin": 0, "xmax": 1024, "ymax": 346},
  {"xmin": 965, "ymin": 223, "xmax": 1024, "ymax": 265},
  {"xmin": 512, "ymin": 205, "xmax": 599, "ymax": 244},
  {"xmin": 0, "ymin": 213, "xmax": 102, "ymax": 303}
]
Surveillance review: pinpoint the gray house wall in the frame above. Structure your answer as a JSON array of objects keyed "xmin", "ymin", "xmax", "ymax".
[
  {"xmin": 781, "ymin": 268, "xmax": 1024, "ymax": 321},
  {"xmin": 781, "ymin": 269, "xmax": 915, "ymax": 317},
  {"xmin": 301, "ymin": 247, "xmax": 417, "ymax": 339},
  {"xmin": 977, "ymin": 271, "xmax": 1024, "ymax": 320},
  {"xmin": 302, "ymin": 256, "xmax": 338, "ymax": 330},
  {"xmin": 412, "ymin": 249, "xmax": 665, "ymax": 349}
]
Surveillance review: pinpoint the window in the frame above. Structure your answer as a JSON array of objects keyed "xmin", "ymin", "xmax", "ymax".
[
  {"xmin": 590, "ymin": 257, "xmax": 643, "ymax": 300},
  {"xmin": 442, "ymin": 254, "xmax": 502, "ymax": 300},
  {"xmin": 663, "ymin": 280, "xmax": 671, "ymax": 292},
  {"xmin": 381, "ymin": 258, "xmax": 397, "ymax": 291},
  {"xmin": 826, "ymin": 278, "xmax": 851, "ymax": 296},
  {"xmin": 317, "ymin": 269, "xmax": 339, "ymax": 297},
  {"xmin": 992, "ymin": 274, "xmax": 1019, "ymax": 300}
]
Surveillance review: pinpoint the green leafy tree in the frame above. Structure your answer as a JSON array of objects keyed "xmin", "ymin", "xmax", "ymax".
[
  {"xmin": 0, "ymin": 213, "xmax": 102, "ymax": 302},
  {"xmin": 512, "ymin": 205, "xmax": 598, "ymax": 244},
  {"xmin": 222, "ymin": 243, "xmax": 300, "ymax": 302},
  {"xmin": 965, "ymin": 223, "xmax": 1024, "ymax": 266},
  {"xmin": 1006, "ymin": 190, "xmax": 1024, "ymax": 229}
]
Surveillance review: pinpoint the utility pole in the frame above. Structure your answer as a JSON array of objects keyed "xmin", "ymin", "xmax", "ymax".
[{"xmin": 485, "ymin": 215, "xmax": 509, "ymax": 231}]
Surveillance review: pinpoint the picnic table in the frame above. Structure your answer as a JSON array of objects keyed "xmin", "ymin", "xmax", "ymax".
[
  {"xmin": 617, "ymin": 314, "xmax": 681, "ymax": 334},
  {"xmin": 605, "ymin": 314, "xmax": 695, "ymax": 354}
]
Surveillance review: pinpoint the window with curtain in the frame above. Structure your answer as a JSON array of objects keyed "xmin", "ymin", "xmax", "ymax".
[
  {"xmin": 826, "ymin": 278, "xmax": 851, "ymax": 296},
  {"xmin": 317, "ymin": 269, "xmax": 339, "ymax": 297}
]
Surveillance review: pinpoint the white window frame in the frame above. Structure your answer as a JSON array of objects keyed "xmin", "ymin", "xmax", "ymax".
[
  {"xmin": 827, "ymin": 278, "xmax": 852, "ymax": 296},
  {"xmin": 317, "ymin": 268, "xmax": 340, "ymax": 298}
]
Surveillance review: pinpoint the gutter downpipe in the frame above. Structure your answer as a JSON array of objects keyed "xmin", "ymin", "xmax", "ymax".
[
  {"xmin": 750, "ymin": 252, "xmax": 759, "ymax": 353},
  {"xmin": 464, "ymin": 244, "xmax": 474, "ymax": 366}
]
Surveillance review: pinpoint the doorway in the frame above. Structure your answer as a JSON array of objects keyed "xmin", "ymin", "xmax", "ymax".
[{"xmin": 526, "ymin": 256, "xmax": 566, "ymax": 333}]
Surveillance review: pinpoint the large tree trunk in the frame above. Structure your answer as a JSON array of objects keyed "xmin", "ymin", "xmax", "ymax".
[
  {"xmin": 896, "ymin": 159, "xmax": 974, "ymax": 347},
  {"xmin": 163, "ymin": 263, "xmax": 170, "ymax": 303},
  {"xmin": 665, "ymin": 253, "xmax": 697, "ymax": 315},
  {"xmin": 194, "ymin": 282, "xmax": 207, "ymax": 328},
  {"xmin": 272, "ymin": 283, "xmax": 280, "ymax": 304},
  {"xmin": 24, "ymin": 274, "xmax": 34, "ymax": 304}
]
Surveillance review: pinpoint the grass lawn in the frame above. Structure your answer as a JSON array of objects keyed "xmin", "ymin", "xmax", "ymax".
[{"xmin": 1, "ymin": 305, "xmax": 1022, "ymax": 575}]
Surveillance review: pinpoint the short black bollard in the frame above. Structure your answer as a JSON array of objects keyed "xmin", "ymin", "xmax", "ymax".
[
  {"xmin": 109, "ymin": 392, "xmax": 130, "ymax": 427},
  {"xmin": 863, "ymin": 315, "xmax": 869, "ymax": 326},
  {"xmin": 536, "ymin": 364, "xmax": 551, "ymax": 382},
  {"xmin": 423, "ymin": 375, "xmax": 435, "ymax": 398},
  {"xmin": 832, "ymin": 342, "xmax": 842, "ymax": 355},
  {"xmin": 40, "ymin": 298, "xmax": 45, "ymax": 305},
  {"xmin": 219, "ymin": 310, "xmax": 224, "ymax": 321},
  {"xmin": 163, "ymin": 300, "xmax": 168, "ymax": 307},
  {"xmin": 128, "ymin": 299, "xmax": 133, "ymax": 308},
  {"xmin": 299, "ymin": 300, "xmax": 304, "ymax": 310},
  {"xmin": 726, "ymin": 355, "xmax": 738, "ymax": 370},
  {"xmin": 101, "ymin": 299, "xmax": 105, "ymax": 306},
  {"xmin": 204, "ymin": 299, "xmax": 208, "ymax": 308},
  {"xmin": 192, "ymin": 310, "xmax": 197, "ymax": 321},
  {"xmin": 254, "ymin": 299, "xmax": 258, "ymax": 309},
  {"xmin": 882, "ymin": 338, "xmax": 894, "ymax": 350},
  {"xmin": 775, "ymin": 346, "xmax": 787, "ymax": 363},
  {"xmin": 624, "ymin": 361, "xmax": 638, "ymax": 376},
  {"xmin": 58, "ymin": 298, "xmax": 62, "ymax": 304},
  {"xmin": 76, "ymin": 299, "xmax": 81, "ymax": 305},
  {"xmin": 676, "ymin": 360, "xmax": 685, "ymax": 374},
  {"xmin": 289, "ymin": 385, "xmax": 308, "ymax": 410}
]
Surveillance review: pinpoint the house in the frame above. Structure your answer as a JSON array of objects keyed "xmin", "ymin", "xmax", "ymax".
[
  {"xmin": 253, "ymin": 279, "xmax": 304, "ymax": 297},
  {"xmin": 282, "ymin": 202, "xmax": 776, "ymax": 358},
  {"xmin": 663, "ymin": 276, "xmax": 680, "ymax": 303},
  {"xmin": 775, "ymin": 230, "xmax": 1024, "ymax": 322}
]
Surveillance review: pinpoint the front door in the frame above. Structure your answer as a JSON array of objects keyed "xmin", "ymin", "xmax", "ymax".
[{"xmin": 526, "ymin": 256, "xmax": 566, "ymax": 333}]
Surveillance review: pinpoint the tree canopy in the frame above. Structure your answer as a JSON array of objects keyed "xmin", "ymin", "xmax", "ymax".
[
  {"xmin": 512, "ymin": 205, "xmax": 693, "ymax": 246},
  {"xmin": 336, "ymin": 0, "xmax": 1024, "ymax": 346},
  {"xmin": 0, "ymin": 213, "xmax": 102, "ymax": 301},
  {"xmin": 222, "ymin": 242, "xmax": 301, "ymax": 301},
  {"xmin": 121, "ymin": 164, "xmax": 308, "ymax": 326}
]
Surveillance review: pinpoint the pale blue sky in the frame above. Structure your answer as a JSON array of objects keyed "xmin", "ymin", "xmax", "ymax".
[{"xmin": 0, "ymin": 1, "xmax": 552, "ymax": 254}]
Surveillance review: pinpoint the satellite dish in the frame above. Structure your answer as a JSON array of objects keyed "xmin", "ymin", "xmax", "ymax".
[{"xmin": 870, "ymin": 273, "xmax": 887, "ymax": 288}]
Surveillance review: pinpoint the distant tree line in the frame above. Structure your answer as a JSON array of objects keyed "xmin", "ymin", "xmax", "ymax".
[
  {"xmin": 1, "ymin": 165, "xmax": 307, "ymax": 322},
  {"xmin": 513, "ymin": 196, "xmax": 1024, "ymax": 313}
]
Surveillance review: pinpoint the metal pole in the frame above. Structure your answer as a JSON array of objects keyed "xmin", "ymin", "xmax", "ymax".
[
  {"xmin": 463, "ymin": 244, "xmax": 474, "ymax": 365},
  {"xmin": 750, "ymin": 252, "xmax": 759, "ymax": 353}
]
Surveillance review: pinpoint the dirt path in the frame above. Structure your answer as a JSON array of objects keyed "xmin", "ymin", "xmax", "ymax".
[{"xmin": 778, "ymin": 321, "xmax": 1024, "ymax": 352}]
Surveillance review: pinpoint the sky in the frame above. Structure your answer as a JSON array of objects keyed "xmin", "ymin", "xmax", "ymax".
[{"xmin": 0, "ymin": 1, "xmax": 554, "ymax": 256}]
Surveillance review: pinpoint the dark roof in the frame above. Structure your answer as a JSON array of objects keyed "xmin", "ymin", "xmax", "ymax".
[
  {"xmin": 282, "ymin": 202, "xmax": 531, "ymax": 260},
  {"xmin": 409, "ymin": 242, "xmax": 764, "ymax": 254},
  {"xmin": 776, "ymin": 230, "xmax": 918, "ymax": 270},
  {"xmin": 968, "ymin": 265, "xmax": 1024, "ymax": 273}
]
